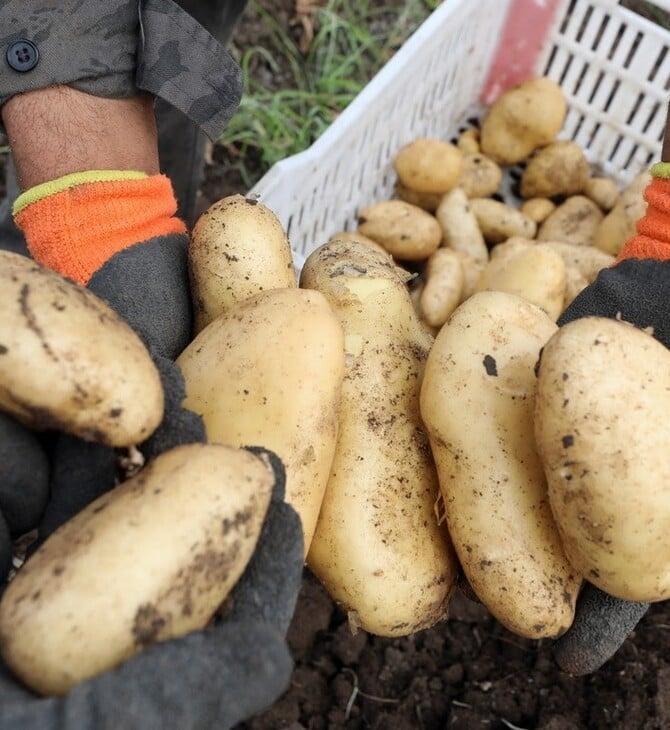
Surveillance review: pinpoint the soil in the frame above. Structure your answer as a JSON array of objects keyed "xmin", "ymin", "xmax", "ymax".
[{"xmin": 216, "ymin": 4, "xmax": 670, "ymax": 730}]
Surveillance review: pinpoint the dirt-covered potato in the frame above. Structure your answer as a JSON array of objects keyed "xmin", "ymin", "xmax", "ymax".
[
  {"xmin": 475, "ymin": 243, "xmax": 567, "ymax": 320},
  {"xmin": 177, "ymin": 288, "xmax": 345, "ymax": 556},
  {"xmin": 520, "ymin": 141, "xmax": 590, "ymax": 199},
  {"xmin": 537, "ymin": 195, "xmax": 604, "ymax": 246},
  {"xmin": 534, "ymin": 317, "xmax": 670, "ymax": 602},
  {"xmin": 358, "ymin": 200, "xmax": 442, "ymax": 260},
  {"xmin": 470, "ymin": 198, "xmax": 537, "ymax": 244},
  {"xmin": 419, "ymin": 247, "xmax": 464, "ymax": 327},
  {"xmin": 458, "ymin": 153, "xmax": 502, "ymax": 199},
  {"xmin": 480, "ymin": 77, "xmax": 567, "ymax": 165},
  {"xmin": 521, "ymin": 198, "xmax": 557, "ymax": 224},
  {"xmin": 0, "ymin": 251, "xmax": 163, "ymax": 447},
  {"xmin": 595, "ymin": 171, "xmax": 649, "ymax": 255},
  {"xmin": 393, "ymin": 138, "xmax": 464, "ymax": 194},
  {"xmin": 188, "ymin": 194, "xmax": 297, "ymax": 333},
  {"xmin": 301, "ymin": 239, "xmax": 458, "ymax": 637},
  {"xmin": 0, "ymin": 443, "xmax": 275, "ymax": 696},
  {"xmin": 328, "ymin": 230, "xmax": 391, "ymax": 257},
  {"xmin": 584, "ymin": 176, "xmax": 620, "ymax": 211},
  {"xmin": 435, "ymin": 187, "xmax": 488, "ymax": 262},
  {"xmin": 540, "ymin": 240, "xmax": 614, "ymax": 282},
  {"xmin": 421, "ymin": 291, "xmax": 581, "ymax": 639}
]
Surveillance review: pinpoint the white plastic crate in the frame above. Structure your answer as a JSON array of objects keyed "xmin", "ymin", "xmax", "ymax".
[{"xmin": 249, "ymin": 0, "xmax": 670, "ymax": 269}]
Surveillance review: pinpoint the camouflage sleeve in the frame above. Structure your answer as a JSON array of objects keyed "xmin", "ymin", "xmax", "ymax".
[{"xmin": 0, "ymin": 0, "xmax": 243, "ymax": 141}]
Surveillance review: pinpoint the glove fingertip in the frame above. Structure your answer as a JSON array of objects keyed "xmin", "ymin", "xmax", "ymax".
[{"xmin": 553, "ymin": 583, "xmax": 650, "ymax": 676}]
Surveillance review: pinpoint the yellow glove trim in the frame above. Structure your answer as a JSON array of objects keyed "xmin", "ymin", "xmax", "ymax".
[
  {"xmin": 650, "ymin": 162, "xmax": 670, "ymax": 180},
  {"xmin": 12, "ymin": 170, "xmax": 148, "ymax": 216}
]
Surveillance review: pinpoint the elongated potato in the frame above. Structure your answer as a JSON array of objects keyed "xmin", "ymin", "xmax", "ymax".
[
  {"xmin": 177, "ymin": 288, "xmax": 345, "ymax": 555},
  {"xmin": 435, "ymin": 187, "xmax": 488, "ymax": 262},
  {"xmin": 537, "ymin": 195, "xmax": 604, "ymax": 246},
  {"xmin": 420, "ymin": 291, "xmax": 581, "ymax": 639},
  {"xmin": 188, "ymin": 194, "xmax": 297, "ymax": 333},
  {"xmin": 534, "ymin": 317, "xmax": 670, "ymax": 602},
  {"xmin": 0, "ymin": 251, "xmax": 162, "ymax": 447},
  {"xmin": 0, "ymin": 443, "xmax": 275, "ymax": 696},
  {"xmin": 470, "ymin": 198, "xmax": 537, "ymax": 244},
  {"xmin": 419, "ymin": 247, "xmax": 464, "ymax": 327},
  {"xmin": 301, "ymin": 240, "xmax": 458, "ymax": 637}
]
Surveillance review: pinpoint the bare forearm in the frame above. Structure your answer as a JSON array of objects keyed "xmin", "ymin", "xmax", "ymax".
[{"xmin": 2, "ymin": 86, "xmax": 159, "ymax": 190}]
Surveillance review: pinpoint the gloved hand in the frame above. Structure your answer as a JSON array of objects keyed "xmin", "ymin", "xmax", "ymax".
[{"xmin": 550, "ymin": 162, "xmax": 670, "ymax": 675}]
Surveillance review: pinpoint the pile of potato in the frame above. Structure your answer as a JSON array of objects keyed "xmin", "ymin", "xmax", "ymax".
[{"xmin": 1, "ymin": 75, "xmax": 668, "ymax": 697}]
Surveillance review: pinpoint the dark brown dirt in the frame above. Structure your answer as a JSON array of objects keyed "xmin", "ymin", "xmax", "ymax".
[{"xmin": 214, "ymin": 3, "xmax": 670, "ymax": 729}]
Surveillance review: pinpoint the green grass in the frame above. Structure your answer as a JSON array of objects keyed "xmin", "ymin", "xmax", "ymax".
[
  {"xmin": 621, "ymin": 0, "xmax": 670, "ymax": 28},
  {"xmin": 219, "ymin": 0, "xmax": 438, "ymax": 187}
]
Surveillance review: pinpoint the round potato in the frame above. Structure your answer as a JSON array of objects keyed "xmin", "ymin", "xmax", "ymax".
[
  {"xmin": 357, "ymin": 200, "xmax": 442, "ymax": 261},
  {"xmin": 0, "ymin": 443, "xmax": 275, "ymax": 696},
  {"xmin": 584, "ymin": 176, "xmax": 620, "ymax": 211},
  {"xmin": 458, "ymin": 153, "xmax": 502, "ymax": 199},
  {"xmin": 394, "ymin": 180, "xmax": 444, "ymax": 212},
  {"xmin": 302, "ymin": 239, "xmax": 458, "ymax": 637},
  {"xmin": 393, "ymin": 138, "xmax": 464, "ymax": 194},
  {"xmin": 177, "ymin": 287, "xmax": 345, "ymax": 556},
  {"xmin": 0, "ymin": 251, "xmax": 163, "ymax": 447},
  {"xmin": 521, "ymin": 198, "xmax": 557, "ymax": 224},
  {"xmin": 520, "ymin": 141, "xmax": 590, "ymax": 199},
  {"xmin": 537, "ymin": 195, "xmax": 604, "ymax": 247},
  {"xmin": 420, "ymin": 291, "xmax": 581, "ymax": 639},
  {"xmin": 534, "ymin": 317, "xmax": 670, "ymax": 602},
  {"xmin": 189, "ymin": 194, "xmax": 297, "ymax": 333}
]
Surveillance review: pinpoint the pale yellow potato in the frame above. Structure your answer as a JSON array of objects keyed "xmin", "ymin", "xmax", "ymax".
[
  {"xmin": 301, "ymin": 239, "xmax": 458, "ymax": 637},
  {"xmin": 457, "ymin": 128, "xmax": 480, "ymax": 155},
  {"xmin": 458, "ymin": 153, "xmax": 502, "ymax": 199},
  {"xmin": 539, "ymin": 240, "xmax": 614, "ymax": 282},
  {"xmin": 394, "ymin": 180, "xmax": 444, "ymax": 212},
  {"xmin": 595, "ymin": 171, "xmax": 649, "ymax": 255},
  {"xmin": 584, "ymin": 176, "xmax": 620, "ymax": 211},
  {"xmin": 419, "ymin": 248, "xmax": 465, "ymax": 327},
  {"xmin": 537, "ymin": 195, "xmax": 604, "ymax": 246},
  {"xmin": 534, "ymin": 317, "xmax": 670, "ymax": 601},
  {"xmin": 177, "ymin": 288, "xmax": 345, "ymax": 555},
  {"xmin": 328, "ymin": 230, "xmax": 390, "ymax": 256},
  {"xmin": 450, "ymin": 249, "xmax": 486, "ymax": 301},
  {"xmin": 189, "ymin": 194, "xmax": 297, "ymax": 333},
  {"xmin": 0, "ymin": 443, "xmax": 275, "ymax": 696},
  {"xmin": 475, "ymin": 243, "xmax": 567, "ymax": 320},
  {"xmin": 0, "ymin": 251, "xmax": 162, "ymax": 447},
  {"xmin": 480, "ymin": 77, "xmax": 567, "ymax": 165},
  {"xmin": 420, "ymin": 291, "xmax": 581, "ymax": 639},
  {"xmin": 489, "ymin": 236, "xmax": 534, "ymax": 262},
  {"xmin": 470, "ymin": 198, "xmax": 537, "ymax": 244},
  {"xmin": 393, "ymin": 138, "xmax": 464, "ymax": 194},
  {"xmin": 435, "ymin": 187, "xmax": 488, "ymax": 262},
  {"xmin": 563, "ymin": 266, "xmax": 589, "ymax": 309},
  {"xmin": 521, "ymin": 198, "xmax": 557, "ymax": 224},
  {"xmin": 357, "ymin": 200, "xmax": 442, "ymax": 260},
  {"xmin": 520, "ymin": 141, "xmax": 590, "ymax": 199}
]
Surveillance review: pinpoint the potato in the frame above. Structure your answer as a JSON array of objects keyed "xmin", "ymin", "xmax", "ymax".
[
  {"xmin": 521, "ymin": 198, "xmax": 557, "ymax": 224},
  {"xmin": 0, "ymin": 251, "xmax": 162, "ymax": 447},
  {"xmin": 0, "ymin": 443, "xmax": 275, "ymax": 696},
  {"xmin": 540, "ymin": 240, "xmax": 614, "ymax": 282},
  {"xmin": 594, "ymin": 171, "xmax": 649, "ymax": 255},
  {"xmin": 301, "ymin": 239, "xmax": 458, "ymax": 637},
  {"xmin": 584, "ymin": 176, "xmax": 620, "ymax": 211},
  {"xmin": 458, "ymin": 153, "xmax": 502, "ymax": 199},
  {"xmin": 475, "ymin": 243, "xmax": 567, "ymax": 320},
  {"xmin": 435, "ymin": 187, "xmax": 488, "ymax": 262},
  {"xmin": 534, "ymin": 317, "xmax": 670, "ymax": 601},
  {"xmin": 480, "ymin": 77, "xmax": 567, "ymax": 165},
  {"xmin": 393, "ymin": 138, "xmax": 464, "ymax": 194},
  {"xmin": 177, "ymin": 288, "xmax": 344, "ymax": 555},
  {"xmin": 520, "ymin": 141, "xmax": 590, "ymax": 199},
  {"xmin": 419, "ymin": 247, "xmax": 464, "ymax": 327},
  {"xmin": 358, "ymin": 200, "xmax": 442, "ymax": 260},
  {"xmin": 457, "ymin": 128, "xmax": 480, "ymax": 155},
  {"xmin": 420, "ymin": 291, "xmax": 581, "ymax": 639},
  {"xmin": 563, "ymin": 266, "xmax": 589, "ymax": 309},
  {"xmin": 489, "ymin": 236, "xmax": 534, "ymax": 261},
  {"xmin": 450, "ymin": 249, "xmax": 485, "ymax": 300},
  {"xmin": 189, "ymin": 194, "xmax": 297, "ymax": 333},
  {"xmin": 328, "ymin": 230, "xmax": 391, "ymax": 257},
  {"xmin": 537, "ymin": 195, "xmax": 604, "ymax": 246},
  {"xmin": 470, "ymin": 198, "xmax": 537, "ymax": 244},
  {"xmin": 394, "ymin": 180, "xmax": 444, "ymax": 212}
]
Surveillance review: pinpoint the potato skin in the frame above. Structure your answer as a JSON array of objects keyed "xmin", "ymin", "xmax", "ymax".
[
  {"xmin": 420, "ymin": 291, "xmax": 581, "ymax": 639},
  {"xmin": 177, "ymin": 287, "xmax": 345, "ymax": 555},
  {"xmin": 520, "ymin": 141, "xmax": 590, "ymax": 199},
  {"xmin": 188, "ymin": 194, "xmax": 297, "ymax": 333},
  {"xmin": 534, "ymin": 317, "xmax": 670, "ymax": 602},
  {"xmin": 0, "ymin": 251, "xmax": 163, "ymax": 447},
  {"xmin": 301, "ymin": 240, "xmax": 458, "ymax": 637},
  {"xmin": 393, "ymin": 138, "xmax": 464, "ymax": 194},
  {"xmin": 0, "ymin": 443, "xmax": 274, "ymax": 696}
]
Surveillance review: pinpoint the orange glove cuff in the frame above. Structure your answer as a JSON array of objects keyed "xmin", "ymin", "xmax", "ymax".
[
  {"xmin": 616, "ymin": 175, "xmax": 670, "ymax": 264},
  {"xmin": 13, "ymin": 173, "xmax": 187, "ymax": 285}
]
